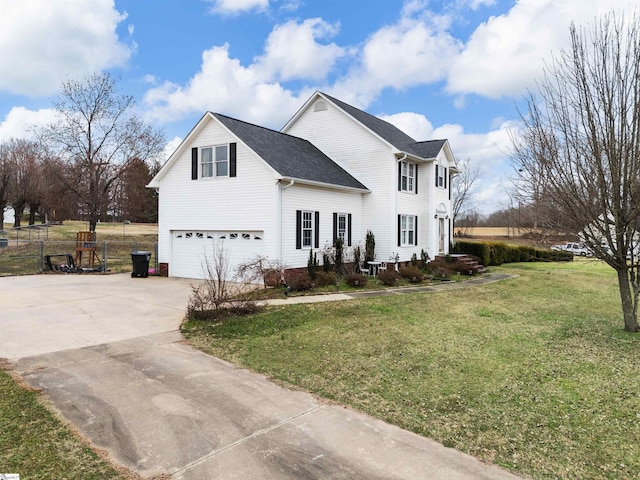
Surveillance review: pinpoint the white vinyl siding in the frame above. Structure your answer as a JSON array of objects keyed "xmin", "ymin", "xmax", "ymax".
[
  {"xmin": 155, "ymin": 116, "xmax": 279, "ymax": 277},
  {"xmin": 282, "ymin": 184, "xmax": 362, "ymax": 268}
]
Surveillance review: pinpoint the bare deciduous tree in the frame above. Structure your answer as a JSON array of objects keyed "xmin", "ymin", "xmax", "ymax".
[
  {"xmin": 511, "ymin": 11, "xmax": 640, "ymax": 332},
  {"xmin": 38, "ymin": 73, "xmax": 164, "ymax": 231},
  {"xmin": 0, "ymin": 142, "xmax": 14, "ymax": 224},
  {"xmin": 2, "ymin": 139, "xmax": 44, "ymax": 227},
  {"xmin": 452, "ymin": 157, "xmax": 479, "ymax": 229}
]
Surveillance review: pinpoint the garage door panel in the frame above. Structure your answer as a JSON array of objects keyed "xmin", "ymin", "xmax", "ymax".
[{"xmin": 171, "ymin": 230, "xmax": 263, "ymax": 279}]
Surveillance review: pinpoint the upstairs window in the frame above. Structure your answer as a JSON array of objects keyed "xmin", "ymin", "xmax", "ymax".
[
  {"xmin": 435, "ymin": 164, "xmax": 447, "ymax": 188},
  {"xmin": 201, "ymin": 145, "xmax": 228, "ymax": 178},
  {"xmin": 399, "ymin": 160, "xmax": 418, "ymax": 193},
  {"xmin": 192, "ymin": 143, "xmax": 236, "ymax": 180}
]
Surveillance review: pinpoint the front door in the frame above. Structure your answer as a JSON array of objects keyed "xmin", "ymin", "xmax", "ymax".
[{"xmin": 438, "ymin": 218, "xmax": 445, "ymax": 253}]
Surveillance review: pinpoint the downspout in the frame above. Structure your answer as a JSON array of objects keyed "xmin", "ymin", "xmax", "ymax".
[
  {"xmin": 279, "ymin": 179, "xmax": 295, "ymax": 266},
  {"xmin": 395, "ymin": 154, "xmax": 407, "ymax": 261}
]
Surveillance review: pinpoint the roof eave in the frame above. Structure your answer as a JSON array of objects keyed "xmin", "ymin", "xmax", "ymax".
[{"xmin": 281, "ymin": 176, "xmax": 370, "ymax": 193}]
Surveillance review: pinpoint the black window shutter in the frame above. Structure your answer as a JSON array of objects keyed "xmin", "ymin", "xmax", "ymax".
[
  {"xmin": 398, "ymin": 214, "xmax": 402, "ymax": 247},
  {"xmin": 332, "ymin": 212, "xmax": 338, "ymax": 246},
  {"xmin": 314, "ymin": 211, "xmax": 320, "ymax": 248},
  {"xmin": 444, "ymin": 167, "xmax": 447, "ymax": 188},
  {"xmin": 449, "ymin": 175, "xmax": 452, "ymax": 200},
  {"xmin": 414, "ymin": 216, "xmax": 418, "ymax": 246},
  {"xmin": 191, "ymin": 148, "xmax": 198, "ymax": 180},
  {"xmin": 347, "ymin": 214, "xmax": 352, "ymax": 246},
  {"xmin": 296, "ymin": 210, "xmax": 302, "ymax": 250},
  {"xmin": 398, "ymin": 162, "xmax": 402, "ymax": 191},
  {"xmin": 229, "ymin": 143, "xmax": 237, "ymax": 177},
  {"xmin": 415, "ymin": 164, "xmax": 419, "ymax": 194},
  {"xmin": 435, "ymin": 164, "xmax": 438, "ymax": 187}
]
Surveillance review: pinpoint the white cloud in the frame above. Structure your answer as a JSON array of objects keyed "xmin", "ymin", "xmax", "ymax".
[
  {"xmin": 143, "ymin": 44, "xmax": 309, "ymax": 128},
  {"xmin": 143, "ymin": 17, "xmax": 346, "ymax": 127},
  {"xmin": 0, "ymin": 106, "xmax": 59, "ymax": 142},
  {"xmin": 162, "ymin": 136, "xmax": 184, "ymax": 163},
  {"xmin": 255, "ymin": 19, "xmax": 345, "ymax": 81},
  {"xmin": 330, "ymin": 5, "xmax": 461, "ymax": 107},
  {"xmin": 0, "ymin": 0, "xmax": 132, "ymax": 97},
  {"xmin": 446, "ymin": 0, "xmax": 636, "ymax": 99},
  {"xmin": 206, "ymin": 0, "xmax": 269, "ymax": 15}
]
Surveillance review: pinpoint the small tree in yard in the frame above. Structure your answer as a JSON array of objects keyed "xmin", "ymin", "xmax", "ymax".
[
  {"xmin": 188, "ymin": 241, "xmax": 261, "ymax": 320},
  {"xmin": 511, "ymin": 11, "xmax": 640, "ymax": 331}
]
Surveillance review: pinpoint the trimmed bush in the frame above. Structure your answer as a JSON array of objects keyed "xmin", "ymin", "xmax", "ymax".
[
  {"xmin": 285, "ymin": 271, "xmax": 313, "ymax": 291},
  {"xmin": 314, "ymin": 271, "xmax": 337, "ymax": 287},
  {"xmin": 452, "ymin": 240, "xmax": 573, "ymax": 266},
  {"xmin": 399, "ymin": 266, "xmax": 425, "ymax": 283},
  {"xmin": 344, "ymin": 273, "xmax": 368, "ymax": 287},
  {"xmin": 378, "ymin": 270, "xmax": 400, "ymax": 286}
]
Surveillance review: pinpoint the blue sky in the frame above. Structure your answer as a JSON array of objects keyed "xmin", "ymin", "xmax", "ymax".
[{"xmin": 0, "ymin": 0, "xmax": 637, "ymax": 213}]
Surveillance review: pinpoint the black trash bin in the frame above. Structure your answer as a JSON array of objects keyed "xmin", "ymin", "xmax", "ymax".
[{"xmin": 131, "ymin": 251, "xmax": 151, "ymax": 278}]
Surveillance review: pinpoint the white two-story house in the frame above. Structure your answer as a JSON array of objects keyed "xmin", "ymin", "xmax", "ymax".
[{"xmin": 148, "ymin": 92, "xmax": 457, "ymax": 279}]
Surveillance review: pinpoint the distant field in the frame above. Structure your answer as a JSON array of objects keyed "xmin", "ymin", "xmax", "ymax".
[
  {"xmin": 455, "ymin": 227, "xmax": 529, "ymax": 237},
  {"xmin": 2, "ymin": 221, "xmax": 158, "ymax": 241}
]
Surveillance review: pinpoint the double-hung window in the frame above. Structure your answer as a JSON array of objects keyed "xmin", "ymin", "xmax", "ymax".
[
  {"xmin": 400, "ymin": 161, "xmax": 416, "ymax": 193},
  {"xmin": 435, "ymin": 164, "xmax": 446, "ymax": 188},
  {"xmin": 201, "ymin": 145, "xmax": 228, "ymax": 178},
  {"xmin": 302, "ymin": 210, "xmax": 313, "ymax": 248},
  {"xmin": 337, "ymin": 213, "xmax": 347, "ymax": 242},
  {"xmin": 400, "ymin": 214, "xmax": 417, "ymax": 246}
]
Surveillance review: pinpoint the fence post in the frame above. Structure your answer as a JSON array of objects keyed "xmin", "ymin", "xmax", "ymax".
[
  {"xmin": 102, "ymin": 241, "xmax": 107, "ymax": 273},
  {"xmin": 38, "ymin": 240, "xmax": 44, "ymax": 272}
]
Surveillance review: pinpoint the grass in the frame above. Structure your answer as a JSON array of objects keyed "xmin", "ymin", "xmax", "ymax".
[
  {"xmin": 0, "ymin": 221, "xmax": 158, "ymax": 276},
  {"xmin": 182, "ymin": 258, "xmax": 640, "ymax": 480},
  {"xmin": 0, "ymin": 364, "xmax": 130, "ymax": 479}
]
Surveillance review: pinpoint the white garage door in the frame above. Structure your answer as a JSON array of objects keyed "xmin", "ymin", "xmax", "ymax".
[{"xmin": 170, "ymin": 230, "xmax": 264, "ymax": 279}]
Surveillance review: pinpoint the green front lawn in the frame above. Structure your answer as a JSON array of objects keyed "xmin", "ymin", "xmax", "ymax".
[
  {"xmin": 0, "ymin": 366, "xmax": 129, "ymax": 479},
  {"xmin": 183, "ymin": 259, "xmax": 640, "ymax": 480}
]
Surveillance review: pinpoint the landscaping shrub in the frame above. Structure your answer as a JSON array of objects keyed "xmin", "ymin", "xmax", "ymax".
[
  {"xmin": 314, "ymin": 271, "xmax": 337, "ymax": 287},
  {"xmin": 307, "ymin": 249, "xmax": 318, "ymax": 279},
  {"xmin": 344, "ymin": 273, "xmax": 368, "ymax": 287},
  {"xmin": 285, "ymin": 271, "xmax": 313, "ymax": 291},
  {"xmin": 377, "ymin": 270, "xmax": 400, "ymax": 286},
  {"xmin": 452, "ymin": 240, "xmax": 573, "ymax": 266},
  {"xmin": 399, "ymin": 266, "xmax": 425, "ymax": 283},
  {"xmin": 424, "ymin": 258, "xmax": 456, "ymax": 279}
]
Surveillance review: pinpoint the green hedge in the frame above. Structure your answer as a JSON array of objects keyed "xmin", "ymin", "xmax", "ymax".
[{"xmin": 452, "ymin": 241, "xmax": 573, "ymax": 266}]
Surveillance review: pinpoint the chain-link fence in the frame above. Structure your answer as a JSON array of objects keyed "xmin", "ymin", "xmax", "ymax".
[{"xmin": 0, "ymin": 239, "xmax": 158, "ymax": 276}]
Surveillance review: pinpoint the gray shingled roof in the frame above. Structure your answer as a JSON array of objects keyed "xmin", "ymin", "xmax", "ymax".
[
  {"xmin": 213, "ymin": 113, "xmax": 368, "ymax": 191},
  {"xmin": 321, "ymin": 93, "xmax": 446, "ymax": 160}
]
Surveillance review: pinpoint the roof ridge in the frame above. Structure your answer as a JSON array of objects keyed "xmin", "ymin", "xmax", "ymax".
[
  {"xmin": 212, "ymin": 112, "xmax": 312, "ymax": 143},
  {"xmin": 318, "ymin": 92, "xmax": 418, "ymax": 139}
]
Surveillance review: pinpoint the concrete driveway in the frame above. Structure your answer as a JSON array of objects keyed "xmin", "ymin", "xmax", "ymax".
[{"xmin": 2, "ymin": 274, "xmax": 523, "ymax": 480}]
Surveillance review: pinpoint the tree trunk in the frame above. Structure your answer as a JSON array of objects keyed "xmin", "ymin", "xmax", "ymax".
[
  {"xmin": 617, "ymin": 268, "xmax": 640, "ymax": 332},
  {"xmin": 13, "ymin": 204, "xmax": 24, "ymax": 228}
]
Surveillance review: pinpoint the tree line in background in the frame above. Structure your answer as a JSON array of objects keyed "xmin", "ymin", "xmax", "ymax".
[{"xmin": 0, "ymin": 73, "xmax": 165, "ymax": 229}]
